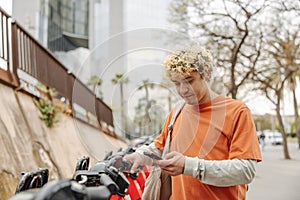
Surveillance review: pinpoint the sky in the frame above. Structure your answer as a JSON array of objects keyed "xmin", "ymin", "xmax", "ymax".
[
  {"xmin": 0, "ymin": 0, "xmax": 12, "ymax": 14},
  {"xmin": 246, "ymin": 83, "xmax": 300, "ymax": 116}
]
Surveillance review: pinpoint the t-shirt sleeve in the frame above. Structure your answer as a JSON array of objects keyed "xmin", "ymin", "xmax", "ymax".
[{"xmin": 229, "ymin": 107, "xmax": 262, "ymax": 162}]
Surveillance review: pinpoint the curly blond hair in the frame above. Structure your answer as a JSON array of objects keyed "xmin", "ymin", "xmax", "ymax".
[{"xmin": 163, "ymin": 45, "xmax": 213, "ymax": 81}]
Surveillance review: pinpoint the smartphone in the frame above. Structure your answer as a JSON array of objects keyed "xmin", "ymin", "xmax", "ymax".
[{"xmin": 143, "ymin": 151, "xmax": 162, "ymax": 160}]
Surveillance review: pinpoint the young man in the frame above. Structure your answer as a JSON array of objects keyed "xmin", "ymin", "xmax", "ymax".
[{"xmin": 125, "ymin": 45, "xmax": 262, "ymax": 200}]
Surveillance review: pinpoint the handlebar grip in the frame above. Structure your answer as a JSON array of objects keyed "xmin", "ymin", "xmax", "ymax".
[
  {"xmin": 86, "ymin": 186, "xmax": 111, "ymax": 200},
  {"xmin": 99, "ymin": 173, "xmax": 119, "ymax": 195},
  {"xmin": 8, "ymin": 189, "xmax": 39, "ymax": 200}
]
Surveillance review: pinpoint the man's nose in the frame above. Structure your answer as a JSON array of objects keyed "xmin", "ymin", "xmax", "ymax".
[{"xmin": 179, "ymin": 83, "xmax": 189, "ymax": 94}]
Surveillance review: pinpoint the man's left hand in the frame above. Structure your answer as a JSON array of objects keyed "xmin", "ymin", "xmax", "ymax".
[{"xmin": 157, "ymin": 151, "xmax": 185, "ymax": 176}]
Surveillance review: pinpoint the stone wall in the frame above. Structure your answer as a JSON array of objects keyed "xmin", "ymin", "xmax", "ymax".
[{"xmin": 0, "ymin": 84, "xmax": 127, "ymax": 199}]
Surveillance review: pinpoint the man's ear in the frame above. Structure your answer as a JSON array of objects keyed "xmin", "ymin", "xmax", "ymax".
[
  {"xmin": 199, "ymin": 73, "xmax": 207, "ymax": 81},
  {"xmin": 204, "ymin": 71, "xmax": 211, "ymax": 82}
]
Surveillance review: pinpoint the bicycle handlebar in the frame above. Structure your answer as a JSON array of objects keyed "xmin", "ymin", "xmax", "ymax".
[
  {"xmin": 86, "ymin": 186, "xmax": 111, "ymax": 200},
  {"xmin": 10, "ymin": 147, "xmax": 147, "ymax": 200},
  {"xmin": 9, "ymin": 179, "xmax": 112, "ymax": 200}
]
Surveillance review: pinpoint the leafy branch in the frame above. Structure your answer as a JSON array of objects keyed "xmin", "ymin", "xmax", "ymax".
[{"xmin": 34, "ymin": 98, "xmax": 61, "ymax": 128}]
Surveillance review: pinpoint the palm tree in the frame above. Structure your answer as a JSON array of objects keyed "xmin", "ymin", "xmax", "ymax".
[
  {"xmin": 159, "ymin": 81, "xmax": 175, "ymax": 112},
  {"xmin": 87, "ymin": 75, "xmax": 103, "ymax": 99},
  {"xmin": 138, "ymin": 80, "xmax": 155, "ymax": 129},
  {"xmin": 111, "ymin": 74, "xmax": 129, "ymax": 136},
  {"xmin": 283, "ymin": 34, "xmax": 300, "ymax": 149}
]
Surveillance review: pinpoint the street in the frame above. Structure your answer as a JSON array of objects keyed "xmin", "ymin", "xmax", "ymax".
[{"xmin": 246, "ymin": 142, "xmax": 300, "ymax": 200}]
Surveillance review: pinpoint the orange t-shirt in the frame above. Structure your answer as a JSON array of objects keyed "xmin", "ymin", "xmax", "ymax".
[{"xmin": 154, "ymin": 95, "xmax": 262, "ymax": 200}]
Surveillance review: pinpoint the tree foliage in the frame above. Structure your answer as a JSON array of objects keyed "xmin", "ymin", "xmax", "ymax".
[
  {"xmin": 87, "ymin": 75, "xmax": 103, "ymax": 99},
  {"xmin": 169, "ymin": 0, "xmax": 268, "ymax": 99},
  {"xmin": 168, "ymin": 0, "xmax": 300, "ymax": 157},
  {"xmin": 252, "ymin": 1, "xmax": 300, "ymax": 155},
  {"xmin": 34, "ymin": 98, "xmax": 61, "ymax": 128},
  {"xmin": 111, "ymin": 74, "xmax": 129, "ymax": 136}
]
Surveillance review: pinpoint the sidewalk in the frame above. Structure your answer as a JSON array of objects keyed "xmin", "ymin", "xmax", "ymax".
[{"xmin": 246, "ymin": 142, "xmax": 300, "ymax": 200}]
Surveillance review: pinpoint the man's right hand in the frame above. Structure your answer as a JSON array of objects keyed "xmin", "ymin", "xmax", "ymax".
[{"xmin": 123, "ymin": 152, "xmax": 145, "ymax": 173}]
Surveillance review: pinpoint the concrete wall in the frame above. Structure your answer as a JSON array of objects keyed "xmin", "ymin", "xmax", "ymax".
[{"xmin": 0, "ymin": 83, "xmax": 127, "ymax": 199}]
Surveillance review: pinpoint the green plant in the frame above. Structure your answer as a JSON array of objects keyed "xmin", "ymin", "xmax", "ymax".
[{"xmin": 34, "ymin": 98, "xmax": 61, "ymax": 127}]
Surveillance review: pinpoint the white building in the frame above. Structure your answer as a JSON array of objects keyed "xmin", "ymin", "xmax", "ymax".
[{"xmin": 10, "ymin": 0, "xmax": 174, "ymax": 137}]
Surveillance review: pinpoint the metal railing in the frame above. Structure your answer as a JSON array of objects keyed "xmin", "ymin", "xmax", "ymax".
[
  {"xmin": 0, "ymin": 7, "xmax": 19, "ymax": 86},
  {"xmin": 0, "ymin": 7, "xmax": 115, "ymax": 137}
]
